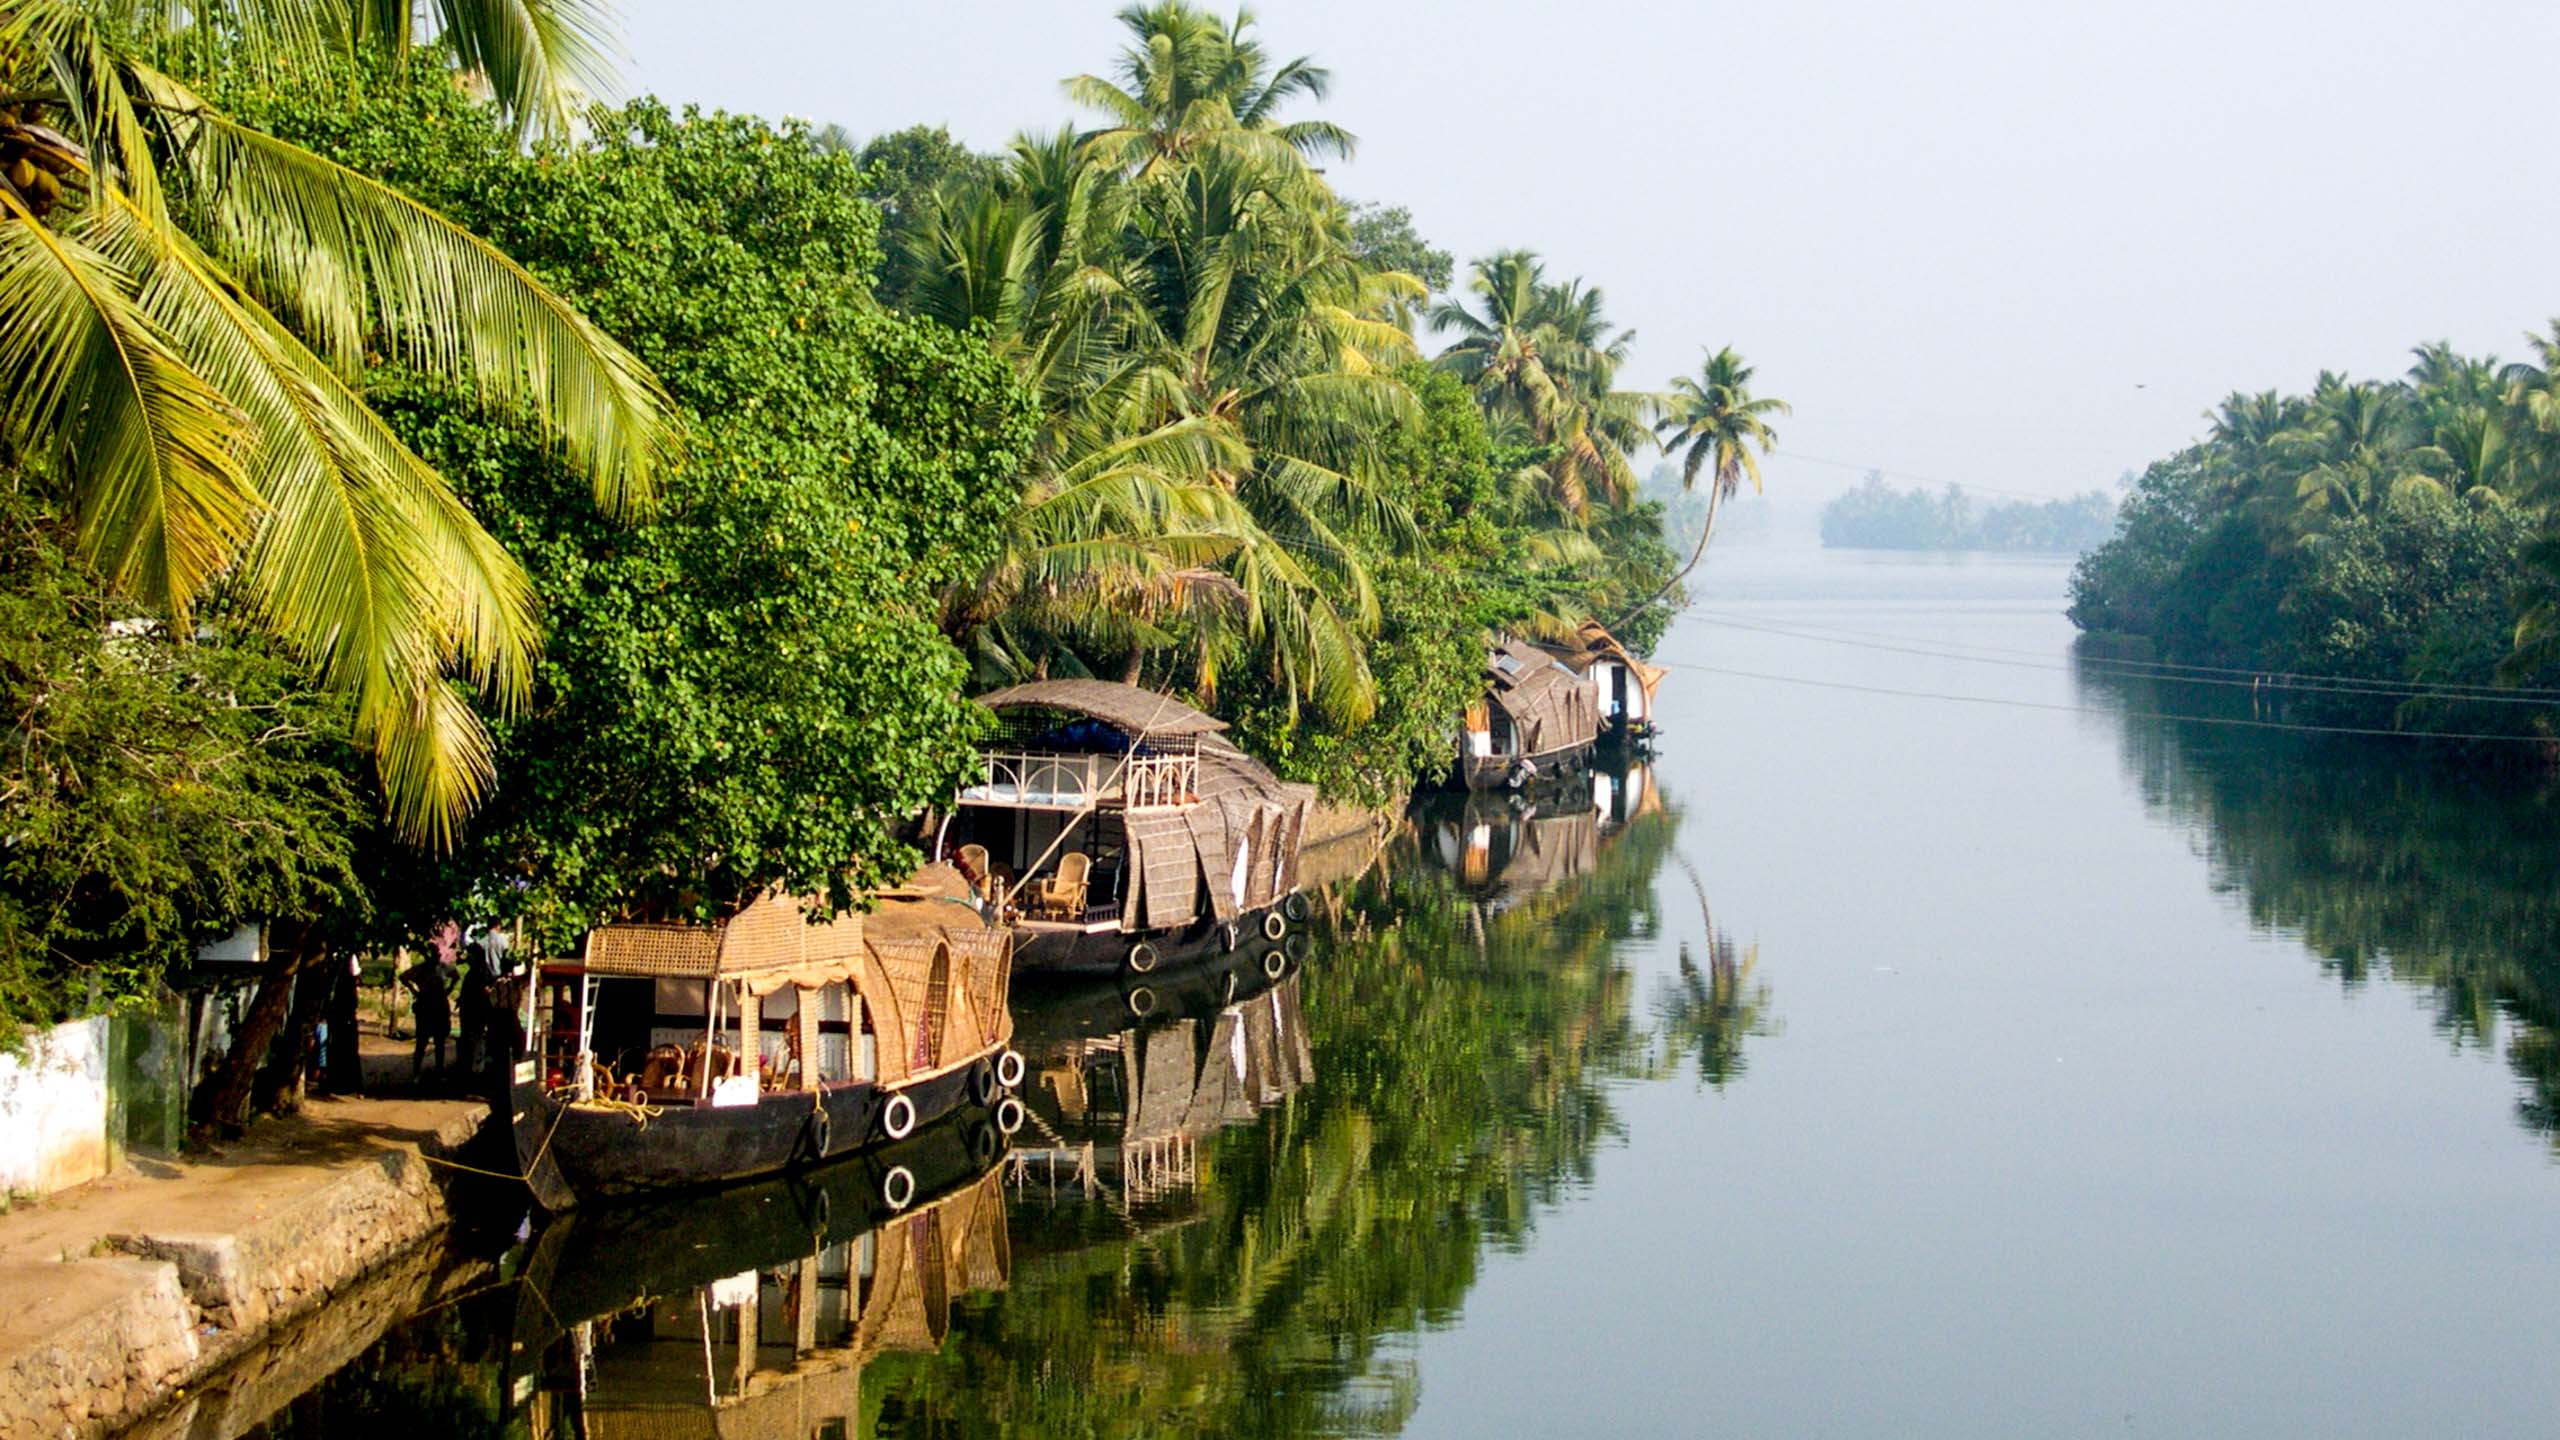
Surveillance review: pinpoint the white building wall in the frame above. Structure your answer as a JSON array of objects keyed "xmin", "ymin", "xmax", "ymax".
[{"xmin": 0, "ymin": 1016, "xmax": 113, "ymax": 1196}]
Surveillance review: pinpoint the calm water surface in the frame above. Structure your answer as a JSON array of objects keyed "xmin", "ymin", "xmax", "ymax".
[{"xmin": 217, "ymin": 546, "xmax": 2560, "ymax": 1438}]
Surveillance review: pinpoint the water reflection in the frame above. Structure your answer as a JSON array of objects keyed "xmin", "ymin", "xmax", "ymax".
[
  {"xmin": 1006, "ymin": 953, "xmax": 1315, "ymax": 1213},
  {"xmin": 219, "ymin": 1122, "xmax": 1009, "ymax": 1439},
  {"xmin": 854, "ymin": 771, "xmax": 1713, "ymax": 1435},
  {"xmin": 195, "ymin": 756, "xmax": 1784, "ymax": 1439},
  {"xmin": 2078, "ymin": 657, "xmax": 2560, "ymax": 1144},
  {"xmin": 1417, "ymin": 759, "xmax": 1661, "ymax": 918}
]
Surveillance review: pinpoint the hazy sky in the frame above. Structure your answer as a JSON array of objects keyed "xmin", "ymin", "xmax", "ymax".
[{"xmin": 617, "ymin": 0, "xmax": 2560, "ymax": 502}]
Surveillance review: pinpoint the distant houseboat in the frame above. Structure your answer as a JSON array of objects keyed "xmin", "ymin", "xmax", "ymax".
[
  {"xmin": 937, "ymin": 680, "xmax": 1317, "ymax": 977},
  {"xmin": 1532, "ymin": 621, "xmax": 1666, "ymax": 750},
  {"xmin": 498, "ymin": 868, "xmax": 1023, "ymax": 1207},
  {"xmin": 1458, "ymin": 639, "xmax": 1602, "ymax": 791}
]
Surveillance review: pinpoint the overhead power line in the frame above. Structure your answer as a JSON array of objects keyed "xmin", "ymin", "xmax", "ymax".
[
  {"xmin": 1691, "ymin": 608, "xmax": 2560, "ymax": 705},
  {"xmin": 1654, "ymin": 659, "xmax": 2557, "ymax": 745}
]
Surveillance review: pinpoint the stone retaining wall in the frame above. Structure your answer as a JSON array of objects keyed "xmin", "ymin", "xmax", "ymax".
[{"xmin": 0, "ymin": 1104, "xmax": 483, "ymax": 1440}]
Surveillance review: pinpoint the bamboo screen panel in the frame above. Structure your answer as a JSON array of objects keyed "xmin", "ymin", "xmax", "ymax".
[{"xmin": 582, "ymin": 922, "xmax": 721, "ymax": 977}]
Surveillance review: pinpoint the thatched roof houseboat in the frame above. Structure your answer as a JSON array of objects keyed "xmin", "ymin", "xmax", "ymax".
[
  {"xmin": 1457, "ymin": 639, "xmax": 1602, "ymax": 791},
  {"xmin": 1532, "ymin": 620, "xmax": 1667, "ymax": 748},
  {"xmin": 939, "ymin": 680, "xmax": 1318, "ymax": 977},
  {"xmin": 499, "ymin": 868, "xmax": 1025, "ymax": 1206}
]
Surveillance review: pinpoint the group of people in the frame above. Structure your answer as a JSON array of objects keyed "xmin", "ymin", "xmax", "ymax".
[{"xmin": 398, "ymin": 921, "xmax": 518, "ymax": 1084}]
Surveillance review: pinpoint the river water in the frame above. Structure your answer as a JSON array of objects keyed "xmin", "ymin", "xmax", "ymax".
[{"xmin": 209, "ymin": 546, "xmax": 2560, "ymax": 1438}]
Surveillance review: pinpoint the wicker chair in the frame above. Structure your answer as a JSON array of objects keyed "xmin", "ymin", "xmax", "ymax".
[
  {"xmin": 1039, "ymin": 852, "xmax": 1092, "ymax": 920},
  {"xmin": 958, "ymin": 843, "xmax": 994, "ymax": 903}
]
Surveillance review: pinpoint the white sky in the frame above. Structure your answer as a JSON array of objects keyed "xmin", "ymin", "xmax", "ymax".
[{"xmin": 616, "ymin": 0, "xmax": 2560, "ymax": 502}]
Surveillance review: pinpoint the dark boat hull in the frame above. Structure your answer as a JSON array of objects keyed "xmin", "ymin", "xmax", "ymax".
[
  {"xmin": 1458, "ymin": 740, "xmax": 1596, "ymax": 792},
  {"xmin": 503, "ymin": 1047, "xmax": 999, "ymax": 1206},
  {"xmin": 1009, "ymin": 900, "xmax": 1302, "ymax": 977}
]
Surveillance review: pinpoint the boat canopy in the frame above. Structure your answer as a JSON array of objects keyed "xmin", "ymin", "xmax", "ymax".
[
  {"xmin": 577, "ymin": 864, "xmax": 1010, "ymax": 1088},
  {"xmin": 976, "ymin": 678, "xmax": 1228, "ymax": 738},
  {"xmin": 1481, "ymin": 639, "xmax": 1598, "ymax": 757}
]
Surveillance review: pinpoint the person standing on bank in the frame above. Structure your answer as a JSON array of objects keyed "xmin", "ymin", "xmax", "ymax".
[
  {"xmin": 324, "ymin": 953, "xmax": 364, "ymax": 1094},
  {"xmin": 402, "ymin": 952, "xmax": 454, "ymax": 1081},
  {"xmin": 458, "ymin": 922, "xmax": 514, "ymax": 1076}
]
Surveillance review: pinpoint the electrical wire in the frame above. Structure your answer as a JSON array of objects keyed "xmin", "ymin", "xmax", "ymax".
[
  {"xmin": 1652, "ymin": 659, "xmax": 2557, "ymax": 745},
  {"xmin": 1688, "ymin": 608, "xmax": 2560, "ymax": 706}
]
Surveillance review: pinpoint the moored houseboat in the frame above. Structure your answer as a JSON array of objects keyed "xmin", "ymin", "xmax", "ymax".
[
  {"xmin": 498, "ymin": 867, "xmax": 1025, "ymax": 1208},
  {"xmin": 935, "ymin": 679, "xmax": 1317, "ymax": 977},
  {"xmin": 1531, "ymin": 620, "xmax": 1667, "ymax": 750},
  {"xmin": 1456, "ymin": 638, "xmax": 1602, "ymax": 791}
]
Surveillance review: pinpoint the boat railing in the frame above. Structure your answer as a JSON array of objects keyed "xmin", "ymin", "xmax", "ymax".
[{"xmin": 958, "ymin": 748, "xmax": 1198, "ymax": 810}]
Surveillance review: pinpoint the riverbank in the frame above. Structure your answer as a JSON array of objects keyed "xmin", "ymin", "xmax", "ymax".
[{"xmin": 0, "ymin": 1069, "xmax": 487, "ymax": 1440}]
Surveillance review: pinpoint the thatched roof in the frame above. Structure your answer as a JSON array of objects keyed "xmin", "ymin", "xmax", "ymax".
[
  {"xmin": 1485, "ymin": 640, "xmax": 1596, "ymax": 754},
  {"xmin": 975, "ymin": 680, "xmax": 1227, "ymax": 737},
  {"xmin": 1531, "ymin": 621, "xmax": 1667, "ymax": 702}
]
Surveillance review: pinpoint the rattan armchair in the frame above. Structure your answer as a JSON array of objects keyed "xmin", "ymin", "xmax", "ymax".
[{"xmin": 1038, "ymin": 852, "xmax": 1091, "ymax": 920}]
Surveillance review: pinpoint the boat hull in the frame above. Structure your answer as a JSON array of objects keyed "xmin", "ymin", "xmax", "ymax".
[
  {"xmin": 502, "ymin": 1044, "xmax": 1002, "ymax": 1205},
  {"xmin": 1009, "ymin": 902, "xmax": 1301, "ymax": 977},
  {"xmin": 1458, "ymin": 740, "xmax": 1597, "ymax": 792}
]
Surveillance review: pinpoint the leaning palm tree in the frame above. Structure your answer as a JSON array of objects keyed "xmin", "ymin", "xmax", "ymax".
[
  {"xmin": 1637, "ymin": 346, "xmax": 1786, "ymax": 607},
  {"xmin": 0, "ymin": 0, "xmax": 676, "ymax": 843},
  {"xmin": 1066, "ymin": 1, "xmax": 1353, "ymax": 179}
]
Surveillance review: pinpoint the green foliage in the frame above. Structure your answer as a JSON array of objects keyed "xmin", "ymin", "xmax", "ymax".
[
  {"xmin": 227, "ymin": 71, "xmax": 1038, "ymax": 937},
  {"xmin": 0, "ymin": 474, "xmax": 365, "ymax": 1037},
  {"xmin": 1821, "ymin": 473, "xmax": 2115, "ymax": 552},
  {"xmin": 1227, "ymin": 367, "xmax": 1674, "ymax": 803},
  {"xmin": 3, "ymin": 12, "xmax": 677, "ymax": 842},
  {"xmin": 2070, "ymin": 339, "xmax": 2560, "ymax": 749},
  {"xmin": 852, "ymin": 124, "xmax": 1003, "ymax": 304},
  {"xmin": 1345, "ymin": 201, "xmax": 1451, "ymax": 293}
]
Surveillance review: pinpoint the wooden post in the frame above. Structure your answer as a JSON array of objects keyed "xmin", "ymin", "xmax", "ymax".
[
  {"xmin": 739, "ymin": 984, "xmax": 761, "ymax": 1093},
  {"xmin": 697, "ymin": 980, "xmax": 722, "ymax": 1099}
]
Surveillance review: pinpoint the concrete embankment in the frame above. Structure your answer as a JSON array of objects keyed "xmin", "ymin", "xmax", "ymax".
[{"xmin": 0, "ymin": 1090, "xmax": 486, "ymax": 1440}]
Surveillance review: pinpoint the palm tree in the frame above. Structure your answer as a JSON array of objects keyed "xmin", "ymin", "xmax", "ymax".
[
  {"xmin": 1430, "ymin": 252, "xmax": 1651, "ymax": 514},
  {"xmin": 906, "ymin": 136, "xmax": 1415, "ymax": 720},
  {"xmin": 1065, "ymin": 2, "xmax": 1353, "ymax": 179},
  {"xmin": 1640, "ymin": 346, "xmax": 1786, "ymax": 604},
  {"xmin": 0, "ymin": 0, "xmax": 676, "ymax": 842}
]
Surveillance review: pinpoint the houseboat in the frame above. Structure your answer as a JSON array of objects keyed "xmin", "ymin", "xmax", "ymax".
[
  {"xmin": 1532, "ymin": 620, "xmax": 1667, "ymax": 751},
  {"xmin": 497, "ymin": 866, "xmax": 1024, "ymax": 1208},
  {"xmin": 937, "ymin": 679, "xmax": 1317, "ymax": 977},
  {"xmin": 1457, "ymin": 638, "xmax": 1602, "ymax": 791},
  {"xmin": 499, "ymin": 1130, "xmax": 1008, "ymax": 1437}
]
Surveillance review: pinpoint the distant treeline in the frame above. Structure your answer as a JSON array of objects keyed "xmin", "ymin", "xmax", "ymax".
[{"xmin": 1820, "ymin": 473, "xmax": 2117, "ymax": 552}]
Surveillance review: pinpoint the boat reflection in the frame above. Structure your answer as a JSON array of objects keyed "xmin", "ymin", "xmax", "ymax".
[
  {"xmin": 1005, "ymin": 948, "xmax": 1314, "ymax": 1212},
  {"xmin": 500, "ymin": 1118, "xmax": 1010, "ymax": 1437},
  {"xmin": 1420, "ymin": 758, "xmax": 1659, "ymax": 914}
]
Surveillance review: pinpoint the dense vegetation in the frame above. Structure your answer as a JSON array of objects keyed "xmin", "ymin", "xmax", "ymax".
[
  {"xmin": 0, "ymin": 0, "xmax": 1776, "ymax": 1115},
  {"xmin": 1821, "ymin": 473, "xmax": 2116, "ymax": 552},
  {"xmin": 2068, "ymin": 344, "xmax": 2560, "ymax": 745}
]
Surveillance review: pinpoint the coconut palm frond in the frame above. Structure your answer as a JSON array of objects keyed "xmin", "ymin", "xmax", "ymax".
[
  {"xmin": 0, "ymin": 201, "xmax": 258, "ymax": 611},
  {"xmin": 166, "ymin": 93, "xmax": 675, "ymax": 518}
]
